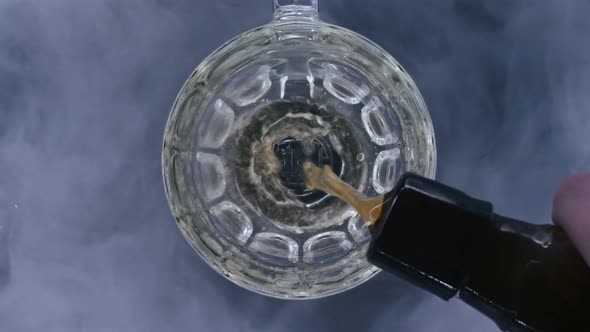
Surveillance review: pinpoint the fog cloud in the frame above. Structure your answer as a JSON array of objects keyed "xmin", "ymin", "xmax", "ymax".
[{"xmin": 1, "ymin": 0, "xmax": 588, "ymax": 331}]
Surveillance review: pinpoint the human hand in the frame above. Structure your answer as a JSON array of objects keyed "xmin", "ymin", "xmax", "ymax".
[{"xmin": 552, "ymin": 173, "xmax": 590, "ymax": 265}]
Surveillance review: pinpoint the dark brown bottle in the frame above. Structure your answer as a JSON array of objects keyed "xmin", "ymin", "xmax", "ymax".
[{"xmin": 367, "ymin": 173, "xmax": 590, "ymax": 332}]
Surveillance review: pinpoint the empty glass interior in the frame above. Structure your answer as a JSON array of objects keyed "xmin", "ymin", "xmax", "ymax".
[{"xmin": 162, "ymin": 16, "xmax": 435, "ymax": 299}]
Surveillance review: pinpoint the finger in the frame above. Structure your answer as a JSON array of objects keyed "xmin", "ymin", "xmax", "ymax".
[{"xmin": 552, "ymin": 173, "xmax": 590, "ymax": 265}]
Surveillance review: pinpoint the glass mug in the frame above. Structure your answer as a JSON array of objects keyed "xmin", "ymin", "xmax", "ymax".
[{"xmin": 162, "ymin": 0, "xmax": 436, "ymax": 299}]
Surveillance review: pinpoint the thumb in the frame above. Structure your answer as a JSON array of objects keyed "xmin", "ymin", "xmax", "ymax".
[{"xmin": 552, "ymin": 173, "xmax": 590, "ymax": 265}]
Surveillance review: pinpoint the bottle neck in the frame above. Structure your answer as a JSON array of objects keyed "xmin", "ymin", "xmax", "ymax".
[{"xmin": 272, "ymin": 0, "xmax": 319, "ymax": 22}]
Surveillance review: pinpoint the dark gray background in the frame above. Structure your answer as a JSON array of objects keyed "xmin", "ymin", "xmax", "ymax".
[{"xmin": 1, "ymin": 0, "xmax": 589, "ymax": 331}]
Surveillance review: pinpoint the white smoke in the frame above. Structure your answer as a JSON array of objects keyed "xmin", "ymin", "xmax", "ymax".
[{"xmin": 1, "ymin": 0, "xmax": 588, "ymax": 331}]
